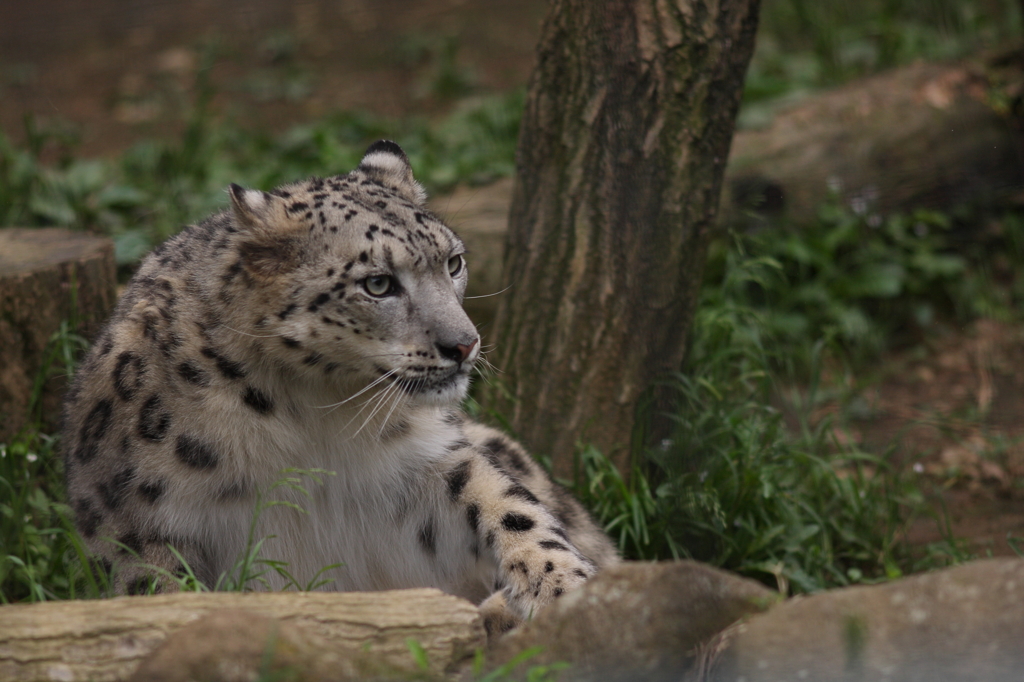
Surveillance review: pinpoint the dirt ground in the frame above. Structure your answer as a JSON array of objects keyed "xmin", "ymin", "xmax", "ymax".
[
  {"xmin": 846, "ymin": 319, "xmax": 1024, "ymax": 557},
  {"xmin": 0, "ymin": 0, "xmax": 546, "ymax": 156},
  {"xmin": 3, "ymin": 0, "xmax": 1023, "ymax": 559}
]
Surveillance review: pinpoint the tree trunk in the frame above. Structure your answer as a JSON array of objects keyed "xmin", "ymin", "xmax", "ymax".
[{"xmin": 486, "ymin": 0, "xmax": 761, "ymax": 476}]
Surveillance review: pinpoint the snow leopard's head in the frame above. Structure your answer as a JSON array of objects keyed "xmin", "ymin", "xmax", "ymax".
[{"xmin": 224, "ymin": 141, "xmax": 480, "ymax": 407}]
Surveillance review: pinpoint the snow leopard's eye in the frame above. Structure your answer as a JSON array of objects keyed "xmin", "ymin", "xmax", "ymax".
[
  {"xmin": 447, "ymin": 255, "xmax": 463, "ymax": 277},
  {"xmin": 364, "ymin": 275, "xmax": 394, "ymax": 297}
]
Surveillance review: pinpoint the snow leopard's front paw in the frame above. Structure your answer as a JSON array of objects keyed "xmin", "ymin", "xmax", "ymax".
[{"xmin": 499, "ymin": 541, "xmax": 593, "ymax": 622}]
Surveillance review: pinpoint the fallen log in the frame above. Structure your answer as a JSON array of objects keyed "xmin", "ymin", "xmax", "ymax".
[
  {"xmin": 0, "ymin": 589, "xmax": 484, "ymax": 682},
  {"xmin": 721, "ymin": 58, "xmax": 1024, "ymax": 225},
  {"xmin": 0, "ymin": 228, "xmax": 116, "ymax": 441}
]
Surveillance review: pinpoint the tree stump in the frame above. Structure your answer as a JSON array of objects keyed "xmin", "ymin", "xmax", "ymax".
[
  {"xmin": 0, "ymin": 589, "xmax": 484, "ymax": 682},
  {"xmin": 0, "ymin": 228, "xmax": 116, "ymax": 442}
]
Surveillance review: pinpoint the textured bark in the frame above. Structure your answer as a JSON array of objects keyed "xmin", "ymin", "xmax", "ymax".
[
  {"xmin": 0, "ymin": 228, "xmax": 116, "ymax": 440},
  {"xmin": 487, "ymin": 0, "xmax": 761, "ymax": 475},
  {"xmin": 0, "ymin": 589, "xmax": 484, "ymax": 682}
]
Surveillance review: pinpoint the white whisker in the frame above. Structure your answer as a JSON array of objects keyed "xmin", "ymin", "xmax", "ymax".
[
  {"xmin": 354, "ymin": 379, "xmax": 403, "ymax": 437},
  {"xmin": 316, "ymin": 369, "xmax": 397, "ymax": 410},
  {"xmin": 464, "ymin": 283, "xmax": 514, "ymax": 300},
  {"xmin": 377, "ymin": 381, "xmax": 407, "ymax": 437},
  {"xmin": 340, "ymin": 380, "xmax": 393, "ymax": 432}
]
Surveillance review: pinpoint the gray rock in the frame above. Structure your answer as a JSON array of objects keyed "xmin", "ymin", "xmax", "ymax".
[
  {"xmin": 485, "ymin": 560, "xmax": 780, "ymax": 682},
  {"xmin": 712, "ymin": 558, "xmax": 1024, "ymax": 682}
]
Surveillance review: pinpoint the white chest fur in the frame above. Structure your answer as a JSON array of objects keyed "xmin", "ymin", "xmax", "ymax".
[{"xmin": 154, "ymin": 396, "xmax": 490, "ymax": 598}]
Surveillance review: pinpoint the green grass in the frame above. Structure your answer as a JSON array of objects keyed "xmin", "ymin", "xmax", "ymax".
[
  {"xmin": 0, "ymin": 322, "xmax": 99, "ymax": 603},
  {"xmin": 569, "ymin": 194, "xmax": 1024, "ymax": 593}
]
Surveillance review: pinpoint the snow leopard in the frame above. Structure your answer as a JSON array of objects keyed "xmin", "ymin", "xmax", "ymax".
[{"xmin": 62, "ymin": 140, "xmax": 618, "ymax": 636}]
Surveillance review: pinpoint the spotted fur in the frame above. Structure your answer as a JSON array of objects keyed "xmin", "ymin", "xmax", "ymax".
[{"xmin": 63, "ymin": 140, "xmax": 617, "ymax": 632}]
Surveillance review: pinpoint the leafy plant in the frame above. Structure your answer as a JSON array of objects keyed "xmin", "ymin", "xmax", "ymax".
[
  {"xmin": 0, "ymin": 322, "xmax": 97, "ymax": 603},
  {"xmin": 700, "ymin": 200, "xmax": 1019, "ymax": 369},
  {"xmin": 571, "ymin": 232, "xmax": 965, "ymax": 593}
]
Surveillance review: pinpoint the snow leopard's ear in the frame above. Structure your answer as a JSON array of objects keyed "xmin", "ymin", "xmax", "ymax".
[
  {"xmin": 228, "ymin": 184, "xmax": 283, "ymax": 229},
  {"xmin": 228, "ymin": 183, "xmax": 303, "ymax": 278},
  {"xmin": 357, "ymin": 140, "xmax": 427, "ymax": 206}
]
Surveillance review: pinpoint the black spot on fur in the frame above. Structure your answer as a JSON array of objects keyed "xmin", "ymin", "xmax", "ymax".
[
  {"xmin": 201, "ymin": 347, "xmax": 246, "ymax": 380},
  {"xmin": 550, "ymin": 485, "xmax": 579, "ymax": 528},
  {"xmin": 113, "ymin": 351, "xmax": 146, "ymax": 401},
  {"xmin": 218, "ymin": 482, "xmax": 248, "ymax": 501},
  {"xmin": 221, "ymin": 259, "xmax": 243, "ymax": 284},
  {"xmin": 545, "ymin": 561, "xmax": 555, "ymax": 573},
  {"xmin": 539, "ymin": 540, "xmax": 570, "ymax": 552},
  {"xmin": 466, "ymin": 504, "xmax": 480, "ymax": 534},
  {"xmin": 175, "ymin": 435, "xmax": 219, "ymax": 469},
  {"xmin": 98, "ymin": 336, "xmax": 114, "ymax": 356},
  {"xmin": 139, "ymin": 480, "xmax": 166, "ymax": 504},
  {"xmin": 138, "ymin": 394, "xmax": 172, "ymax": 441},
  {"xmin": 126, "ymin": 576, "xmax": 153, "ymax": 595},
  {"xmin": 278, "ymin": 303, "xmax": 297, "ymax": 320},
  {"xmin": 573, "ymin": 568, "xmax": 587, "ymax": 578},
  {"xmin": 118, "ymin": 531, "xmax": 145, "ymax": 556},
  {"xmin": 359, "ymin": 251, "xmax": 368, "ymax": 263},
  {"xmin": 446, "ymin": 438, "xmax": 472, "ymax": 453},
  {"xmin": 554, "ymin": 588, "xmax": 564, "ymax": 597},
  {"xmin": 74, "ymin": 498, "xmax": 103, "ymax": 538},
  {"xmin": 483, "ymin": 437, "xmax": 531, "ymax": 475},
  {"xmin": 419, "ymin": 519, "xmax": 437, "ymax": 556},
  {"xmin": 444, "ymin": 460, "xmax": 471, "ymax": 501},
  {"xmin": 302, "ymin": 353, "xmax": 323, "ymax": 366},
  {"xmin": 502, "ymin": 512, "xmax": 536, "ymax": 533},
  {"xmin": 75, "ymin": 399, "xmax": 113, "ymax": 462},
  {"xmin": 242, "ymin": 386, "xmax": 274, "ymax": 414},
  {"xmin": 551, "ymin": 526, "xmax": 571, "ymax": 542},
  {"xmin": 281, "ymin": 336, "xmax": 301, "ymax": 349},
  {"xmin": 177, "ymin": 361, "xmax": 210, "ymax": 387},
  {"xmin": 504, "ymin": 484, "xmax": 540, "ymax": 505},
  {"xmin": 308, "ymin": 292, "xmax": 330, "ymax": 312},
  {"xmin": 98, "ymin": 466, "xmax": 136, "ymax": 510}
]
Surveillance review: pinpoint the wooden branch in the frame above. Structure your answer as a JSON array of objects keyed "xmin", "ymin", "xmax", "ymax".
[{"xmin": 0, "ymin": 589, "xmax": 484, "ymax": 682}]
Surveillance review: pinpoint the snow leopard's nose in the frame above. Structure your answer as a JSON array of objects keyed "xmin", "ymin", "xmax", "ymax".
[{"xmin": 437, "ymin": 337, "xmax": 478, "ymax": 364}]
